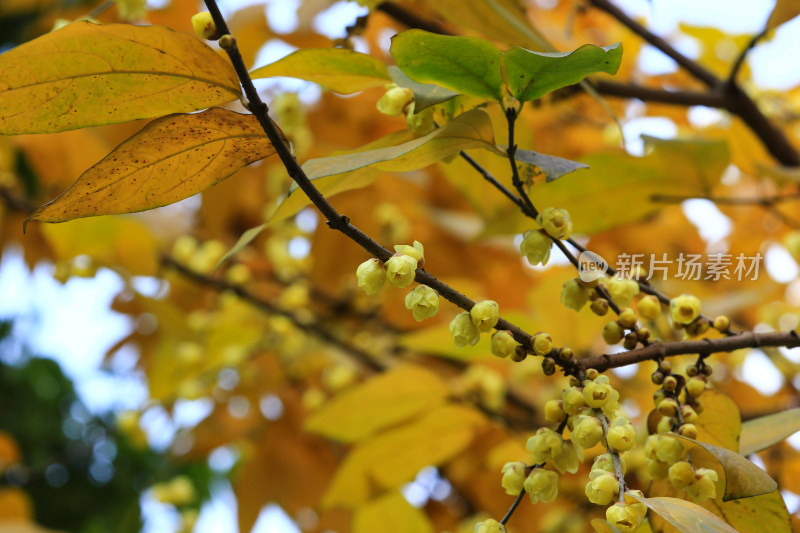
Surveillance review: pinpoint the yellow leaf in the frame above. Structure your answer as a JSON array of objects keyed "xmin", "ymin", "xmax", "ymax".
[
  {"xmin": 322, "ymin": 404, "xmax": 486, "ymax": 508},
  {"xmin": 710, "ymin": 490, "xmax": 792, "ymax": 533},
  {"xmin": 250, "ymin": 48, "xmax": 391, "ymax": 94},
  {"xmin": 422, "ymin": 0, "xmax": 550, "ymax": 50},
  {"xmin": 0, "ymin": 22, "xmax": 240, "ymax": 134},
  {"xmin": 695, "ymin": 389, "xmax": 741, "ymax": 452},
  {"xmin": 536, "ymin": 136, "xmax": 730, "ymax": 234},
  {"xmin": 626, "ymin": 494, "xmax": 738, "ymax": 533},
  {"xmin": 29, "ymin": 108, "xmax": 277, "ymax": 224},
  {"xmin": 739, "ymin": 408, "xmax": 800, "ymax": 455},
  {"xmin": 767, "ymin": 0, "xmax": 800, "ymax": 30},
  {"xmin": 670, "ymin": 434, "xmax": 777, "ymax": 501},
  {"xmin": 305, "ymin": 364, "xmax": 451, "ymax": 443},
  {"xmin": 41, "ymin": 216, "xmax": 159, "ymax": 276},
  {"xmin": 300, "ymin": 108, "xmax": 497, "ymax": 180},
  {"xmin": 353, "ymin": 491, "xmax": 434, "ymax": 533}
]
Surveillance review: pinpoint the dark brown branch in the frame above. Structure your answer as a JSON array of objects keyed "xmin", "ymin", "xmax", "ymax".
[
  {"xmin": 376, "ymin": 2, "xmax": 448, "ymax": 35},
  {"xmin": 592, "ymin": 80, "xmax": 726, "ymax": 108},
  {"xmin": 727, "ymin": 29, "xmax": 767, "ymax": 86},
  {"xmin": 650, "ymin": 192, "xmax": 800, "ymax": 206},
  {"xmin": 587, "ymin": 0, "xmax": 718, "ymax": 87},
  {"xmin": 580, "ymin": 330, "xmax": 800, "ymax": 372},
  {"xmin": 162, "ymin": 255, "xmax": 385, "ymax": 371},
  {"xmin": 0, "ymin": 186, "xmax": 34, "ymax": 215}
]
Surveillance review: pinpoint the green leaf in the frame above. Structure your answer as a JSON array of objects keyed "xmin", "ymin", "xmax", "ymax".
[
  {"xmin": 740, "ymin": 408, "xmax": 800, "ymax": 455},
  {"xmin": 28, "ymin": 108, "xmax": 278, "ymax": 225},
  {"xmin": 353, "ymin": 491, "xmax": 434, "ymax": 533},
  {"xmin": 304, "ymin": 365, "xmax": 451, "ymax": 443},
  {"xmin": 670, "ymin": 434, "xmax": 778, "ymax": 501},
  {"xmin": 390, "ymin": 30, "xmax": 504, "ymax": 101},
  {"xmin": 509, "ymin": 147, "xmax": 589, "ymax": 181},
  {"xmin": 0, "ymin": 21, "xmax": 240, "ymax": 134},
  {"xmin": 250, "ymin": 48, "xmax": 391, "ymax": 94},
  {"xmin": 626, "ymin": 494, "xmax": 738, "ymax": 533},
  {"xmin": 388, "ymin": 66, "xmax": 459, "ymax": 112},
  {"xmin": 502, "ymin": 43, "xmax": 622, "ymax": 102}
]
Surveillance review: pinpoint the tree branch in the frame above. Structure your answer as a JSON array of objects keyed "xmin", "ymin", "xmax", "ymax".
[
  {"xmin": 587, "ymin": 0, "xmax": 719, "ymax": 87},
  {"xmin": 579, "ymin": 330, "xmax": 800, "ymax": 372}
]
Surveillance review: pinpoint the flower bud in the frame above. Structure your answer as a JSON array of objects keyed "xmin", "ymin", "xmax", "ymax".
[
  {"xmin": 608, "ymin": 276, "xmax": 639, "ymax": 307},
  {"xmin": 544, "ymin": 399, "xmax": 566, "ymax": 423},
  {"xmin": 637, "ymin": 295, "xmax": 661, "ymax": 320},
  {"xmin": 571, "ymin": 415, "xmax": 604, "ymax": 449},
  {"xmin": 356, "ymin": 258, "xmax": 386, "ymax": 295},
  {"xmin": 470, "ymin": 300, "xmax": 500, "ymax": 333},
  {"xmin": 449, "ymin": 312, "xmax": 480, "ymax": 347},
  {"xmin": 592, "ymin": 452, "xmax": 626, "ymax": 475},
  {"xmin": 678, "ymin": 423, "xmax": 698, "ymax": 439},
  {"xmin": 561, "ymin": 387, "xmax": 585, "ymax": 415},
  {"xmin": 607, "ymin": 417, "xmax": 636, "ymax": 452},
  {"xmin": 561, "ymin": 278, "xmax": 590, "ymax": 311},
  {"xmin": 393, "ymin": 241, "xmax": 424, "ymax": 268},
  {"xmin": 490, "ymin": 330, "xmax": 517, "ymax": 358},
  {"xmin": 686, "ymin": 377, "xmax": 706, "ymax": 398},
  {"xmin": 712, "ymin": 315, "xmax": 730, "ymax": 332},
  {"xmin": 668, "ymin": 460, "xmax": 694, "ymax": 490},
  {"xmin": 533, "ymin": 332, "xmax": 552, "ymax": 355},
  {"xmin": 191, "ymin": 11, "xmax": 221, "ymax": 40},
  {"xmin": 657, "ymin": 398, "xmax": 678, "ymax": 417},
  {"xmin": 377, "ymin": 85, "xmax": 414, "ymax": 116},
  {"xmin": 606, "ymin": 502, "xmax": 645, "ymax": 533},
  {"xmin": 583, "ymin": 378, "xmax": 614, "ymax": 408},
  {"xmin": 686, "ymin": 468, "xmax": 718, "ymax": 501},
  {"xmin": 656, "ymin": 436, "xmax": 684, "ymax": 465},
  {"xmin": 385, "ymin": 253, "xmax": 418, "ymax": 288},
  {"xmin": 551, "ymin": 439, "xmax": 580, "ymax": 474},
  {"xmin": 618, "ymin": 308, "xmax": 637, "ymax": 328},
  {"xmin": 602, "ymin": 321, "xmax": 624, "ymax": 345},
  {"xmin": 404, "ymin": 285, "xmax": 439, "ymax": 321},
  {"xmin": 524, "ymin": 468, "xmax": 559, "ymax": 504},
  {"xmin": 527, "ymin": 427, "xmax": 562, "ymax": 464},
  {"xmin": 520, "ymin": 229, "xmax": 551, "ymax": 266},
  {"xmin": 680, "ymin": 405, "xmax": 698, "ymax": 423},
  {"xmin": 218, "ymin": 34, "xmax": 235, "ymax": 50},
  {"xmin": 500, "ymin": 462, "xmax": 527, "ymax": 495},
  {"xmin": 670, "ymin": 294, "xmax": 701, "ymax": 325},
  {"xmin": 474, "ymin": 519, "xmax": 506, "ymax": 533},
  {"xmin": 591, "ymin": 298, "xmax": 609, "ymax": 316},
  {"xmin": 585, "ymin": 470, "xmax": 619, "ymax": 505},
  {"xmin": 537, "ymin": 207, "xmax": 572, "ymax": 240},
  {"xmin": 541, "ymin": 357, "xmax": 556, "ymax": 375}
]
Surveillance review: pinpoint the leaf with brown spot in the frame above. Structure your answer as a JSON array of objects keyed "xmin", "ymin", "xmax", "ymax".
[
  {"xmin": 0, "ymin": 21, "xmax": 241, "ymax": 134},
  {"xmin": 28, "ymin": 108, "xmax": 279, "ymax": 225}
]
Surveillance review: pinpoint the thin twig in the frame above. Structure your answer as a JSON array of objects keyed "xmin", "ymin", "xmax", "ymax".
[
  {"xmin": 162, "ymin": 255, "xmax": 385, "ymax": 371},
  {"xmin": 727, "ymin": 29, "xmax": 768, "ymax": 86},
  {"xmin": 500, "ymin": 490, "xmax": 526, "ymax": 526}
]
